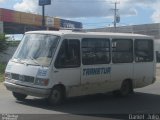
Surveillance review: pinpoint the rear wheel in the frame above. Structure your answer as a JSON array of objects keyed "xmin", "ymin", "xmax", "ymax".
[
  {"xmin": 12, "ymin": 92, "xmax": 27, "ymax": 101},
  {"xmin": 120, "ymin": 80, "xmax": 131, "ymax": 96},
  {"xmin": 48, "ymin": 86, "xmax": 65, "ymax": 106},
  {"xmin": 113, "ymin": 80, "xmax": 133, "ymax": 97}
]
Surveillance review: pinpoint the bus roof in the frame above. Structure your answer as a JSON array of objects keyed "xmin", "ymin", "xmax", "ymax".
[{"xmin": 26, "ymin": 30, "xmax": 154, "ymax": 39}]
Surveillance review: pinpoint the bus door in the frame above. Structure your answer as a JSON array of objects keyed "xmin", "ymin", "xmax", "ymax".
[
  {"xmin": 81, "ymin": 38, "xmax": 111, "ymax": 93},
  {"xmin": 53, "ymin": 39, "xmax": 81, "ymax": 87},
  {"xmin": 111, "ymin": 39, "xmax": 133, "ymax": 89}
]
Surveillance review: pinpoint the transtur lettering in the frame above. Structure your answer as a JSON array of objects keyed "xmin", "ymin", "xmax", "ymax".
[{"xmin": 83, "ymin": 67, "xmax": 111, "ymax": 76}]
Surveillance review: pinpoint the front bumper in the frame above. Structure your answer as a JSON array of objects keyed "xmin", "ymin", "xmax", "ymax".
[{"xmin": 4, "ymin": 81, "xmax": 51, "ymax": 98}]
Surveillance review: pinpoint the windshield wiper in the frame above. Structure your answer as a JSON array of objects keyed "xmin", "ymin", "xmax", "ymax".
[
  {"xmin": 27, "ymin": 56, "xmax": 43, "ymax": 67},
  {"xmin": 11, "ymin": 58, "xmax": 27, "ymax": 64}
]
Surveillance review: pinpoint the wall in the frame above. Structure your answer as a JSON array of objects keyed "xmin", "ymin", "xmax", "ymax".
[
  {"xmin": 0, "ymin": 8, "xmax": 83, "ymax": 30},
  {"xmin": 87, "ymin": 23, "xmax": 160, "ymax": 39}
]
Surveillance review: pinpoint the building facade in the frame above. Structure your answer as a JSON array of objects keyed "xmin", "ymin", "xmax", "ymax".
[{"xmin": 88, "ymin": 23, "xmax": 160, "ymax": 39}]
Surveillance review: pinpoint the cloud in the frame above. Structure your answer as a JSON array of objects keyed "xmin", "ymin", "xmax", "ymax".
[
  {"xmin": 151, "ymin": 10, "xmax": 160, "ymax": 23},
  {"xmin": 118, "ymin": 0, "xmax": 160, "ymax": 23},
  {"xmin": 151, "ymin": 2, "xmax": 160, "ymax": 23},
  {"xmin": 13, "ymin": 0, "xmax": 138, "ymax": 18},
  {"xmin": 13, "ymin": 0, "xmax": 38, "ymax": 13},
  {"xmin": 12, "ymin": 0, "xmax": 160, "ymax": 24},
  {"xmin": 45, "ymin": 0, "xmax": 113, "ymax": 18},
  {"xmin": 44, "ymin": 0, "xmax": 139, "ymax": 18},
  {"xmin": 0, "ymin": 0, "xmax": 6, "ymax": 3}
]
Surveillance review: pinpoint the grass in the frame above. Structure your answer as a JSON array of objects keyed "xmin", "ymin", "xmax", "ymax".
[{"xmin": 0, "ymin": 63, "xmax": 6, "ymax": 82}]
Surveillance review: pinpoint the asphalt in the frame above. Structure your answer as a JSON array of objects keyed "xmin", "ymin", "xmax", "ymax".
[{"xmin": 0, "ymin": 68, "xmax": 160, "ymax": 120}]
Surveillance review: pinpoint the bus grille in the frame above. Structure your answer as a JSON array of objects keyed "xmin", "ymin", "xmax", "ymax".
[{"xmin": 11, "ymin": 73, "xmax": 34, "ymax": 83}]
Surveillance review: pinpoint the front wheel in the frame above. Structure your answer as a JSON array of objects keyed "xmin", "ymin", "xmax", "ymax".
[
  {"xmin": 12, "ymin": 92, "xmax": 27, "ymax": 101},
  {"xmin": 48, "ymin": 86, "xmax": 65, "ymax": 106}
]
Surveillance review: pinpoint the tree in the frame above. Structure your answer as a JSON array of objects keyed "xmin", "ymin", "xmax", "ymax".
[{"xmin": 0, "ymin": 33, "xmax": 8, "ymax": 53}]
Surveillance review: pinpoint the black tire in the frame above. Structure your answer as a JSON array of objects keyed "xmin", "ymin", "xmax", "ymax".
[
  {"xmin": 48, "ymin": 86, "xmax": 65, "ymax": 106},
  {"xmin": 119, "ymin": 80, "xmax": 132, "ymax": 96},
  {"xmin": 113, "ymin": 80, "xmax": 133, "ymax": 97},
  {"xmin": 12, "ymin": 92, "xmax": 27, "ymax": 101}
]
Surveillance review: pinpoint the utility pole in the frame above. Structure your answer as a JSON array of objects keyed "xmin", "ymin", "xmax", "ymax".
[
  {"xmin": 42, "ymin": 5, "xmax": 45, "ymax": 28},
  {"xmin": 111, "ymin": 1, "xmax": 120, "ymax": 31},
  {"xmin": 114, "ymin": 2, "xmax": 117, "ymax": 29}
]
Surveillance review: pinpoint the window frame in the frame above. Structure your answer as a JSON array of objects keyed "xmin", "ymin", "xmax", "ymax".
[
  {"xmin": 81, "ymin": 38, "xmax": 111, "ymax": 65},
  {"xmin": 112, "ymin": 39, "xmax": 133, "ymax": 64},
  {"xmin": 54, "ymin": 39, "xmax": 81, "ymax": 68},
  {"xmin": 134, "ymin": 39, "xmax": 154, "ymax": 63}
]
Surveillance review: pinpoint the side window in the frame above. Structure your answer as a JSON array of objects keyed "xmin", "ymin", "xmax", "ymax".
[
  {"xmin": 135, "ymin": 39, "xmax": 153, "ymax": 62},
  {"xmin": 112, "ymin": 39, "xmax": 133, "ymax": 63},
  {"xmin": 55, "ymin": 39, "xmax": 80, "ymax": 68},
  {"xmin": 82, "ymin": 38, "xmax": 110, "ymax": 65}
]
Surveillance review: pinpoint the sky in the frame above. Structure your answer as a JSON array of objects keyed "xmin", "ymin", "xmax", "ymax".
[{"xmin": 0, "ymin": 0, "xmax": 160, "ymax": 29}]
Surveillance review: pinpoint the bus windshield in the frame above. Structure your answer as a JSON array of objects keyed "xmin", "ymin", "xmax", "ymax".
[{"xmin": 13, "ymin": 34, "xmax": 60, "ymax": 67}]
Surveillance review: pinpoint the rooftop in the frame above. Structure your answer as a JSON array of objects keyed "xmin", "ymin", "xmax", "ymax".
[{"xmin": 26, "ymin": 30, "xmax": 153, "ymax": 39}]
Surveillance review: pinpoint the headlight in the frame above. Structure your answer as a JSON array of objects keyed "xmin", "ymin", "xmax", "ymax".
[
  {"xmin": 34, "ymin": 78, "xmax": 49, "ymax": 86},
  {"xmin": 5, "ymin": 72, "xmax": 12, "ymax": 80}
]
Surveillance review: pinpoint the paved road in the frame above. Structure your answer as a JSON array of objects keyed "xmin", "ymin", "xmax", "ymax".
[{"xmin": 0, "ymin": 69, "xmax": 160, "ymax": 120}]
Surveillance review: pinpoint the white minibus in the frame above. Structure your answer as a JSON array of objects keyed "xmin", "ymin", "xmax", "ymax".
[{"xmin": 4, "ymin": 30, "xmax": 156, "ymax": 105}]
